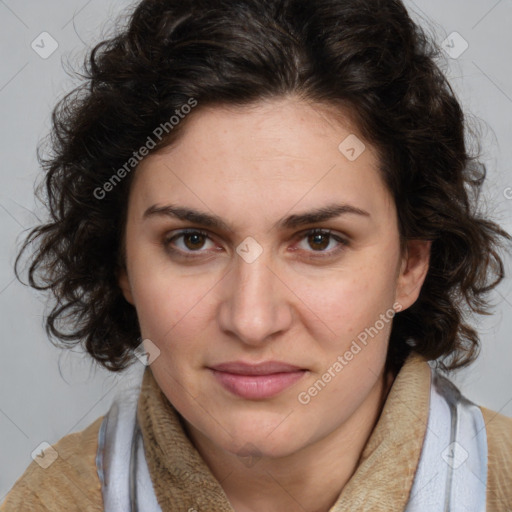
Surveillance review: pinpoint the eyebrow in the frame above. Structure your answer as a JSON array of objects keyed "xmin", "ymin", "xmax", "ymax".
[{"xmin": 143, "ymin": 202, "xmax": 370, "ymax": 231}]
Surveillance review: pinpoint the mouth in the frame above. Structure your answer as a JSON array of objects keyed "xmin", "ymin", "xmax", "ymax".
[{"xmin": 208, "ymin": 361, "xmax": 308, "ymax": 400}]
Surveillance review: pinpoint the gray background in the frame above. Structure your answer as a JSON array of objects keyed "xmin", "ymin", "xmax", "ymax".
[{"xmin": 1, "ymin": 0, "xmax": 511, "ymax": 500}]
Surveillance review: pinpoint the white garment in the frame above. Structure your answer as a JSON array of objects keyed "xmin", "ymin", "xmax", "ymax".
[
  {"xmin": 405, "ymin": 371, "xmax": 488, "ymax": 511},
  {"xmin": 96, "ymin": 365, "xmax": 162, "ymax": 512}
]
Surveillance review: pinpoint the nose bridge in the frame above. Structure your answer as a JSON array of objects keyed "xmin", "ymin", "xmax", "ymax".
[{"xmin": 219, "ymin": 247, "xmax": 291, "ymax": 345}]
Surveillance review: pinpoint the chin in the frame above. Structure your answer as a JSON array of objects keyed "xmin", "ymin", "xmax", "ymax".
[
  {"xmin": 217, "ymin": 416, "xmax": 311, "ymax": 459},
  {"xmin": 225, "ymin": 436, "xmax": 299, "ymax": 461}
]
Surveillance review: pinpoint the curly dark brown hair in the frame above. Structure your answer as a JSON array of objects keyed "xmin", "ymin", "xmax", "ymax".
[{"xmin": 16, "ymin": 0, "xmax": 511, "ymax": 373}]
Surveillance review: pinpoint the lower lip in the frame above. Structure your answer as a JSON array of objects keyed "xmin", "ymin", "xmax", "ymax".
[{"xmin": 210, "ymin": 369, "xmax": 307, "ymax": 400}]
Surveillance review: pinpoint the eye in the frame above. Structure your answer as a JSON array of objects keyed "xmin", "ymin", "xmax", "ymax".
[
  {"xmin": 295, "ymin": 229, "xmax": 349, "ymax": 257},
  {"xmin": 163, "ymin": 228, "xmax": 349, "ymax": 260},
  {"xmin": 163, "ymin": 229, "xmax": 216, "ymax": 255}
]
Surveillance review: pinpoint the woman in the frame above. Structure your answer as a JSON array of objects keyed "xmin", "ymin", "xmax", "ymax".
[{"xmin": 2, "ymin": 0, "xmax": 511, "ymax": 510}]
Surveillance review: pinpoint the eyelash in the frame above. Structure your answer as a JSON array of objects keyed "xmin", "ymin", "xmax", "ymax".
[{"xmin": 163, "ymin": 228, "xmax": 349, "ymax": 260}]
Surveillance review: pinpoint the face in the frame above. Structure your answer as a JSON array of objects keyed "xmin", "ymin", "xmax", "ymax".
[{"xmin": 119, "ymin": 97, "xmax": 430, "ymax": 460}]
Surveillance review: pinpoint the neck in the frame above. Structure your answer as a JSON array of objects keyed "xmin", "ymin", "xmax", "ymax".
[{"xmin": 183, "ymin": 366, "xmax": 396, "ymax": 512}]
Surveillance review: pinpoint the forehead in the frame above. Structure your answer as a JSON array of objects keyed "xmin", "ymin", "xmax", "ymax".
[{"xmin": 129, "ymin": 98, "xmax": 395, "ymax": 228}]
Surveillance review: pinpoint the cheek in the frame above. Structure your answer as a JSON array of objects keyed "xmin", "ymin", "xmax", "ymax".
[
  {"xmin": 294, "ymin": 258, "xmax": 398, "ymax": 341},
  {"xmin": 126, "ymin": 262, "xmax": 174, "ymax": 338},
  {"xmin": 125, "ymin": 240, "xmax": 200, "ymax": 328},
  {"xmin": 129, "ymin": 264, "xmax": 220, "ymax": 365}
]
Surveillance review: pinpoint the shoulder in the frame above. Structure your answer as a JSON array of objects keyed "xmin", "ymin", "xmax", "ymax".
[
  {"xmin": 479, "ymin": 406, "xmax": 512, "ymax": 511},
  {"xmin": 0, "ymin": 415, "xmax": 105, "ymax": 512}
]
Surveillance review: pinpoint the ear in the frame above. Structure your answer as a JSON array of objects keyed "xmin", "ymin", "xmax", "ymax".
[
  {"xmin": 395, "ymin": 239, "xmax": 432, "ymax": 311},
  {"xmin": 117, "ymin": 267, "xmax": 135, "ymax": 305}
]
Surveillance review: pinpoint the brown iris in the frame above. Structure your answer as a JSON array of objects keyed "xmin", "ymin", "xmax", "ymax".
[
  {"xmin": 183, "ymin": 232, "xmax": 207, "ymax": 251},
  {"xmin": 308, "ymin": 232, "xmax": 330, "ymax": 251}
]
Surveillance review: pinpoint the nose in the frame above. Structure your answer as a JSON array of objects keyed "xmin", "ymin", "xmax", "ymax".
[{"xmin": 218, "ymin": 249, "xmax": 293, "ymax": 347}]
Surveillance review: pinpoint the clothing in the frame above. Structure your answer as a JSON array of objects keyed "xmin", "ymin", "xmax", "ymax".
[{"xmin": 2, "ymin": 352, "xmax": 511, "ymax": 511}]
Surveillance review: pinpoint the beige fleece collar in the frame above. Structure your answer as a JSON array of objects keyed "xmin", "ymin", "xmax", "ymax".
[{"xmin": 137, "ymin": 352, "xmax": 431, "ymax": 511}]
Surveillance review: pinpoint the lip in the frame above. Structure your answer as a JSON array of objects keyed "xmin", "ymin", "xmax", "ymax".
[
  {"xmin": 210, "ymin": 361, "xmax": 304, "ymax": 375},
  {"xmin": 208, "ymin": 361, "xmax": 307, "ymax": 400}
]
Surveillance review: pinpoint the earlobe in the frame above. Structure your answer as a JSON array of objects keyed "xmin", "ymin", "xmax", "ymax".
[
  {"xmin": 117, "ymin": 267, "xmax": 135, "ymax": 305},
  {"xmin": 395, "ymin": 239, "xmax": 432, "ymax": 311}
]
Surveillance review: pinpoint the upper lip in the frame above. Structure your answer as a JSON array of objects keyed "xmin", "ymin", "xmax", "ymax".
[{"xmin": 209, "ymin": 361, "xmax": 305, "ymax": 375}]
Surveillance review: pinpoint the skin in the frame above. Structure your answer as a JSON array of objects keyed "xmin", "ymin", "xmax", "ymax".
[{"xmin": 118, "ymin": 96, "xmax": 431, "ymax": 512}]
